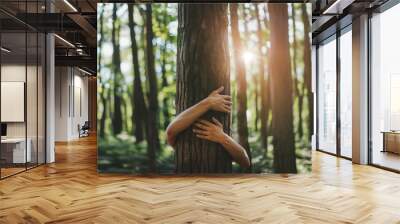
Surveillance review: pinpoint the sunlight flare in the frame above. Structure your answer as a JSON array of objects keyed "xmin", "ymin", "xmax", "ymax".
[{"xmin": 242, "ymin": 51, "xmax": 255, "ymax": 64}]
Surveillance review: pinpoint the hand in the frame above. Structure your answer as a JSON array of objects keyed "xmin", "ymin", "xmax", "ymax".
[
  {"xmin": 193, "ymin": 117, "xmax": 226, "ymax": 143},
  {"xmin": 204, "ymin": 86, "xmax": 231, "ymax": 113}
]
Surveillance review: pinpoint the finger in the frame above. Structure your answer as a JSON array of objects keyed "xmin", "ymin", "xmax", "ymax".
[
  {"xmin": 223, "ymin": 105, "xmax": 231, "ymax": 113},
  {"xmin": 223, "ymin": 100, "xmax": 232, "ymax": 106},
  {"xmin": 198, "ymin": 119, "xmax": 214, "ymax": 127},
  {"xmin": 193, "ymin": 128, "xmax": 208, "ymax": 135},
  {"xmin": 223, "ymin": 95, "xmax": 232, "ymax": 100},
  {"xmin": 213, "ymin": 86, "xmax": 224, "ymax": 94},
  {"xmin": 212, "ymin": 117, "xmax": 223, "ymax": 127},
  {"xmin": 196, "ymin": 134, "xmax": 210, "ymax": 141},
  {"xmin": 218, "ymin": 106, "xmax": 230, "ymax": 113},
  {"xmin": 194, "ymin": 122, "xmax": 208, "ymax": 130}
]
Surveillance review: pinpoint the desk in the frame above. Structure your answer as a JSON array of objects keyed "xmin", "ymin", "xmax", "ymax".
[
  {"xmin": 382, "ymin": 131, "xmax": 400, "ymax": 154},
  {"xmin": 1, "ymin": 138, "xmax": 31, "ymax": 163}
]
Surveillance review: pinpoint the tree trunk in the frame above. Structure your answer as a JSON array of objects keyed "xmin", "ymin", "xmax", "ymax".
[
  {"xmin": 160, "ymin": 13, "xmax": 170, "ymax": 130},
  {"xmin": 269, "ymin": 4, "xmax": 297, "ymax": 173},
  {"xmin": 122, "ymin": 97, "xmax": 129, "ymax": 132},
  {"xmin": 175, "ymin": 4, "xmax": 232, "ymax": 173},
  {"xmin": 291, "ymin": 5, "xmax": 304, "ymax": 139},
  {"xmin": 111, "ymin": 4, "xmax": 123, "ymax": 135},
  {"xmin": 99, "ymin": 81, "xmax": 107, "ymax": 139},
  {"xmin": 301, "ymin": 4, "xmax": 313, "ymax": 141},
  {"xmin": 230, "ymin": 3, "xmax": 252, "ymax": 172},
  {"xmin": 145, "ymin": 4, "xmax": 160, "ymax": 172},
  {"xmin": 128, "ymin": 5, "xmax": 147, "ymax": 143},
  {"xmin": 242, "ymin": 7, "xmax": 259, "ymax": 132},
  {"xmin": 263, "ymin": 4, "xmax": 272, "ymax": 138},
  {"xmin": 255, "ymin": 5, "xmax": 268, "ymax": 150},
  {"xmin": 98, "ymin": 6, "xmax": 106, "ymax": 139}
]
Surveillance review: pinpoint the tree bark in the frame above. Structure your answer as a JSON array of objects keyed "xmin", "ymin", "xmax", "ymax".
[
  {"xmin": 161, "ymin": 50, "xmax": 170, "ymax": 129},
  {"xmin": 230, "ymin": 3, "xmax": 252, "ymax": 172},
  {"xmin": 122, "ymin": 97, "xmax": 129, "ymax": 132},
  {"xmin": 111, "ymin": 4, "xmax": 123, "ymax": 135},
  {"xmin": 145, "ymin": 4, "xmax": 160, "ymax": 172},
  {"xmin": 175, "ymin": 4, "xmax": 232, "ymax": 173},
  {"xmin": 255, "ymin": 5, "xmax": 268, "ymax": 150},
  {"xmin": 263, "ymin": 4, "xmax": 272, "ymax": 138},
  {"xmin": 128, "ymin": 5, "xmax": 147, "ymax": 143},
  {"xmin": 291, "ymin": 5, "xmax": 304, "ymax": 138},
  {"xmin": 269, "ymin": 4, "xmax": 297, "ymax": 173},
  {"xmin": 301, "ymin": 4, "xmax": 313, "ymax": 141},
  {"xmin": 160, "ymin": 9, "xmax": 170, "ymax": 130},
  {"xmin": 98, "ymin": 6, "xmax": 106, "ymax": 139}
]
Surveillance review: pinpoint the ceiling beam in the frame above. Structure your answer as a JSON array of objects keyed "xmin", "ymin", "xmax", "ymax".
[
  {"xmin": 55, "ymin": 55, "xmax": 96, "ymax": 72},
  {"xmin": 67, "ymin": 13, "xmax": 96, "ymax": 47},
  {"xmin": 322, "ymin": 0, "xmax": 356, "ymax": 14}
]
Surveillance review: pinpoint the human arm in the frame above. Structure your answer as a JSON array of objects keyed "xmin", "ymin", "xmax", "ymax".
[
  {"xmin": 166, "ymin": 86, "xmax": 231, "ymax": 146},
  {"xmin": 193, "ymin": 117, "xmax": 251, "ymax": 168}
]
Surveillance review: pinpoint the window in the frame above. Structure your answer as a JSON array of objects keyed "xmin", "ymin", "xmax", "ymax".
[
  {"xmin": 317, "ymin": 36, "xmax": 337, "ymax": 154},
  {"xmin": 0, "ymin": 1, "xmax": 47, "ymax": 179},
  {"xmin": 339, "ymin": 29, "xmax": 352, "ymax": 158},
  {"xmin": 370, "ymin": 3, "xmax": 400, "ymax": 171}
]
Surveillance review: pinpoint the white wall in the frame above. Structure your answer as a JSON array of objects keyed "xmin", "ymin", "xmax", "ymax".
[
  {"xmin": 55, "ymin": 67, "xmax": 89, "ymax": 141},
  {"xmin": 55, "ymin": 67, "xmax": 69, "ymax": 141},
  {"xmin": 1, "ymin": 63, "xmax": 46, "ymax": 164},
  {"xmin": 1, "ymin": 66, "xmax": 26, "ymax": 140},
  {"xmin": 1, "ymin": 65, "xmax": 38, "ymax": 138}
]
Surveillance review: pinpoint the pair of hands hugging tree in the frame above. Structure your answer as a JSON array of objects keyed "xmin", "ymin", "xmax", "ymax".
[{"xmin": 166, "ymin": 86, "xmax": 250, "ymax": 168}]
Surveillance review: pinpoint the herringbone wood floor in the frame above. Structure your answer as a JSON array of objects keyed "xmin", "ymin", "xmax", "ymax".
[{"xmin": 1, "ymin": 135, "xmax": 400, "ymax": 224}]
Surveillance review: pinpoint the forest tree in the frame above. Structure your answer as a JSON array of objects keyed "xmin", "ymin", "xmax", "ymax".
[
  {"xmin": 145, "ymin": 4, "xmax": 160, "ymax": 172},
  {"xmin": 128, "ymin": 5, "xmax": 147, "ymax": 143},
  {"xmin": 230, "ymin": 3, "xmax": 252, "ymax": 172},
  {"xmin": 175, "ymin": 4, "xmax": 232, "ymax": 173},
  {"xmin": 269, "ymin": 4, "xmax": 297, "ymax": 173}
]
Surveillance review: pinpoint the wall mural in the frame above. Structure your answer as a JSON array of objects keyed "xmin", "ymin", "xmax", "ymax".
[{"xmin": 97, "ymin": 3, "xmax": 312, "ymax": 174}]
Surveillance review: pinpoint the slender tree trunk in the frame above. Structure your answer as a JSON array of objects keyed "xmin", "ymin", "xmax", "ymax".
[
  {"xmin": 269, "ymin": 4, "xmax": 297, "ymax": 173},
  {"xmin": 242, "ymin": 7, "xmax": 259, "ymax": 132},
  {"xmin": 161, "ymin": 51, "xmax": 170, "ymax": 129},
  {"xmin": 145, "ymin": 4, "xmax": 160, "ymax": 172},
  {"xmin": 263, "ymin": 4, "xmax": 272, "ymax": 138},
  {"xmin": 291, "ymin": 5, "xmax": 304, "ymax": 138},
  {"xmin": 302, "ymin": 4, "xmax": 313, "ymax": 141},
  {"xmin": 98, "ymin": 6, "xmax": 106, "ymax": 139},
  {"xmin": 160, "ymin": 13, "xmax": 170, "ymax": 129},
  {"xmin": 255, "ymin": 5, "xmax": 268, "ymax": 150},
  {"xmin": 111, "ymin": 5, "xmax": 123, "ymax": 135},
  {"xmin": 254, "ymin": 82, "xmax": 259, "ymax": 132},
  {"xmin": 176, "ymin": 4, "xmax": 232, "ymax": 173},
  {"xmin": 122, "ymin": 97, "xmax": 129, "ymax": 132},
  {"xmin": 128, "ymin": 5, "xmax": 147, "ymax": 143},
  {"xmin": 230, "ymin": 3, "xmax": 252, "ymax": 172},
  {"xmin": 99, "ymin": 80, "xmax": 107, "ymax": 139},
  {"xmin": 298, "ymin": 87, "xmax": 304, "ymax": 137},
  {"xmin": 107, "ymin": 85, "xmax": 113, "ymax": 129}
]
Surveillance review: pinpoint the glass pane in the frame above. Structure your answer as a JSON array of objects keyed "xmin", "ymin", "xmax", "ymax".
[
  {"xmin": 318, "ymin": 37, "xmax": 337, "ymax": 154},
  {"xmin": 340, "ymin": 30, "xmax": 352, "ymax": 158},
  {"xmin": 0, "ymin": 0, "xmax": 46, "ymax": 178},
  {"xmin": 26, "ymin": 0, "xmax": 42, "ymax": 169},
  {"xmin": 38, "ymin": 32, "xmax": 45, "ymax": 165},
  {"xmin": 27, "ymin": 31, "xmax": 38, "ymax": 169},
  {"xmin": 1, "ymin": 30, "xmax": 27, "ymax": 177},
  {"xmin": 371, "ymin": 4, "xmax": 400, "ymax": 171}
]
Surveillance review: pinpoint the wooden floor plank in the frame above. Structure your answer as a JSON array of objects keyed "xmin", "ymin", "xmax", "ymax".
[{"xmin": 0, "ymin": 135, "xmax": 399, "ymax": 223}]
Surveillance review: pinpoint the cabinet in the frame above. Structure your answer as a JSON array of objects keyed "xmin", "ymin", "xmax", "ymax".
[{"xmin": 382, "ymin": 132, "xmax": 400, "ymax": 154}]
